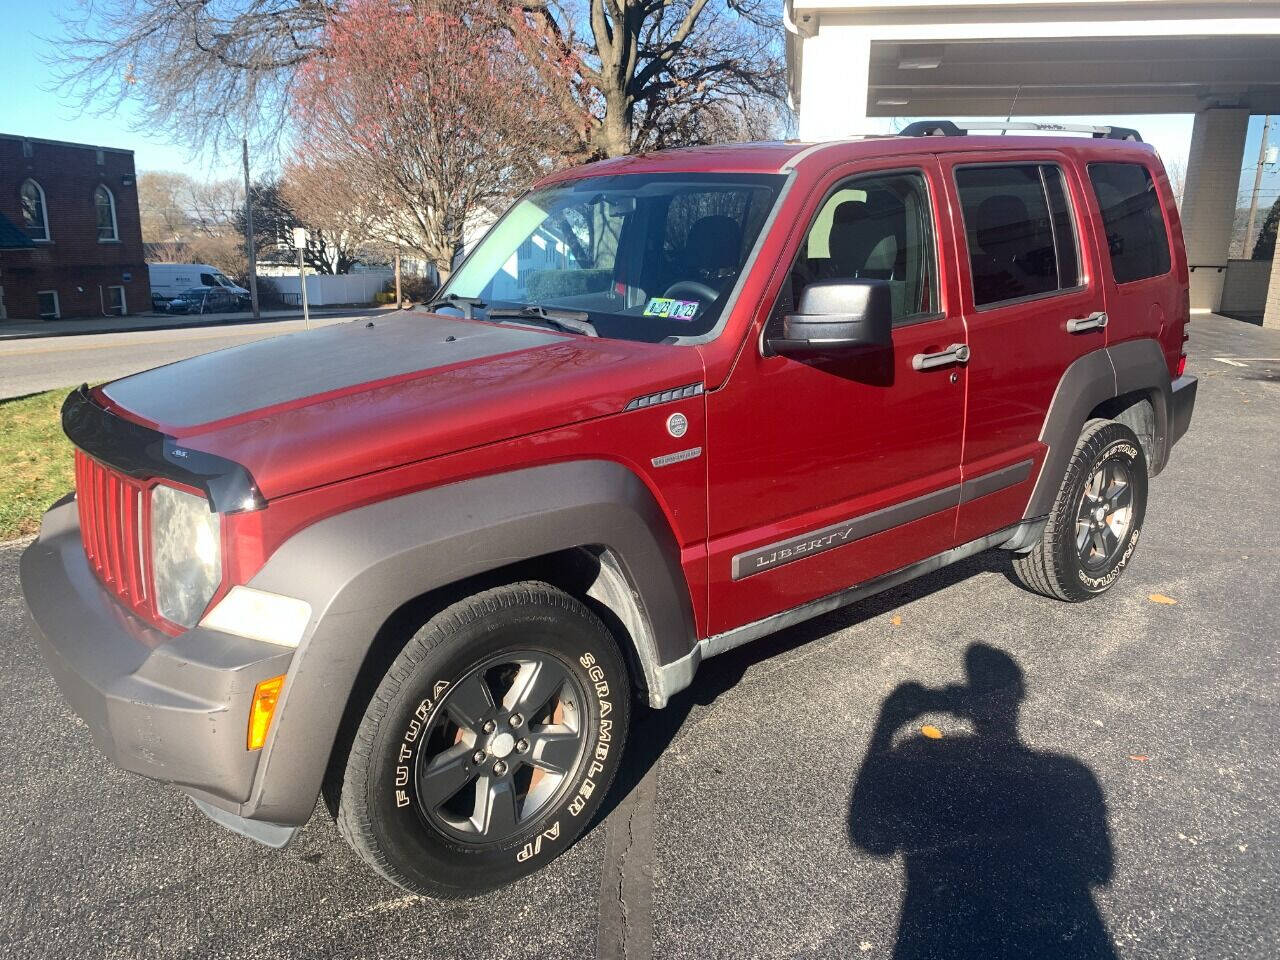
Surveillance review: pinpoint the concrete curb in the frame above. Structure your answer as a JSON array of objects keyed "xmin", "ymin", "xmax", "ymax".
[{"xmin": 0, "ymin": 306, "xmax": 399, "ymax": 341}]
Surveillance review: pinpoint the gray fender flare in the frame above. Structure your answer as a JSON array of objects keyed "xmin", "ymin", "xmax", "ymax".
[
  {"xmin": 1024, "ymin": 338, "xmax": 1172, "ymax": 520},
  {"xmin": 240, "ymin": 459, "xmax": 698, "ymax": 824}
]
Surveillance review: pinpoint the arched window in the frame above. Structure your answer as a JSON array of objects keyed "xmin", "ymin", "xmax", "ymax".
[
  {"xmin": 20, "ymin": 179, "xmax": 49, "ymax": 241},
  {"xmin": 95, "ymin": 184, "xmax": 118, "ymax": 242}
]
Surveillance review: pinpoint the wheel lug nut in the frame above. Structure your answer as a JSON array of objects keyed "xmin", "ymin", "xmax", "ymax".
[
  {"xmin": 493, "ymin": 760, "xmax": 508, "ymax": 776},
  {"xmin": 483, "ymin": 720, "xmax": 497, "ymax": 734},
  {"xmin": 473, "ymin": 750, "xmax": 486, "ymax": 764},
  {"xmin": 516, "ymin": 738, "xmax": 530, "ymax": 753},
  {"xmin": 510, "ymin": 713, "xmax": 523, "ymax": 727}
]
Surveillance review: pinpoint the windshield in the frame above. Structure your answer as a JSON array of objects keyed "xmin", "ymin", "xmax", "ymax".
[{"xmin": 441, "ymin": 172, "xmax": 784, "ymax": 342}]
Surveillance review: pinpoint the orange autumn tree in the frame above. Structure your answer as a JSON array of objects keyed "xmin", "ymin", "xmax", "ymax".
[{"xmin": 295, "ymin": 0, "xmax": 574, "ymax": 280}]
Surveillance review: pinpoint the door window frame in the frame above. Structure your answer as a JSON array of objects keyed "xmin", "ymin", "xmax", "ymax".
[
  {"xmin": 107, "ymin": 285, "xmax": 127, "ymax": 316},
  {"xmin": 950, "ymin": 159, "xmax": 1091, "ymax": 312},
  {"xmin": 768, "ymin": 164, "xmax": 947, "ymax": 338}
]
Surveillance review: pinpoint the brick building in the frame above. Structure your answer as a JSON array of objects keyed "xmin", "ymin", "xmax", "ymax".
[{"xmin": 0, "ymin": 134, "xmax": 149, "ymax": 321}]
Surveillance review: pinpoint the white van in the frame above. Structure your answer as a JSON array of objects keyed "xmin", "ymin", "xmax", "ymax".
[{"xmin": 148, "ymin": 263, "xmax": 250, "ymax": 301}]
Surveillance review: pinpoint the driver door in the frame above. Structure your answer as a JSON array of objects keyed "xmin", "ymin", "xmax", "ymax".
[{"xmin": 705, "ymin": 159, "xmax": 968, "ymax": 635}]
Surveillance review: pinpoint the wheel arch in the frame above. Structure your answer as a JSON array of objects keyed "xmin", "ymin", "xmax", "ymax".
[
  {"xmin": 1024, "ymin": 338, "xmax": 1172, "ymax": 520},
  {"xmin": 240, "ymin": 460, "xmax": 698, "ymax": 825}
]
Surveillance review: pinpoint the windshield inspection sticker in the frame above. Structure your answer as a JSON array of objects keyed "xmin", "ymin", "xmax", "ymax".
[{"xmin": 644, "ymin": 297, "xmax": 700, "ymax": 320}]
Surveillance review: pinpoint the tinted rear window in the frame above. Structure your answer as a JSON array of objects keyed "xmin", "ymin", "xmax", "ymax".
[
  {"xmin": 955, "ymin": 164, "xmax": 1081, "ymax": 308},
  {"xmin": 1087, "ymin": 163, "xmax": 1171, "ymax": 284}
]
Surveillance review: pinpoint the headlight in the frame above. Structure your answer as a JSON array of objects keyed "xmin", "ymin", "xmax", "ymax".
[{"xmin": 151, "ymin": 484, "xmax": 222, "ymax": 626}]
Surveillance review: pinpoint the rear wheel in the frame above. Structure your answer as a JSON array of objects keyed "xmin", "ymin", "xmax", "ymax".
[
  {"xmin": 1012, "ymin": 419, "xmax": 1147, "ymax": 601},
  {"xmin": 336, "ymin": 581, "xmax": 630, "ymax": 897}
]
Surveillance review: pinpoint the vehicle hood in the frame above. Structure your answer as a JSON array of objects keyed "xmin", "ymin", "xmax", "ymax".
[{"xmin": 97, "ymin": 311, "xmax": 705, "ymax": 500}]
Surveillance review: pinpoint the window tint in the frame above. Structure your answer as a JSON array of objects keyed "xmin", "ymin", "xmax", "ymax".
[
  {"xmin": 1087, "ymin": 162, "xmax": 1171, "ymax": 284},
  {"xmin": 955, "ymin": 164, "xmax": 1081, "ymax": 307},
  {"xmin": 783, "ymin": 171, "xmax": 938, "ymax": 323}
]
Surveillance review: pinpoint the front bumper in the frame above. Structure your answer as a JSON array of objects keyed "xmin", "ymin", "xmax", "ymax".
[
  {"xmin": 20, "ymin": 498, "xmax": 296, "ymax": 833},
  {"xmin": 1170, "ymin": 374, "xmax": 1197, "ymax": 447}
]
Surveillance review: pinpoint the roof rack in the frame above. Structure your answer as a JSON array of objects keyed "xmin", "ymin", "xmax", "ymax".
[{"xmin": 898, "ymin": 120, "xmax": 1143, "ymax": 142}]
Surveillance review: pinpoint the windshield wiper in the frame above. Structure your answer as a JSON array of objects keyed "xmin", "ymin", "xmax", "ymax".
[
  {"xmin": 486, "ymin": 305, "xmax": 599, "ymax": 337},
  {"xmin": 426, "ymin": 293, "xmax": 487, "ymax": 318}
]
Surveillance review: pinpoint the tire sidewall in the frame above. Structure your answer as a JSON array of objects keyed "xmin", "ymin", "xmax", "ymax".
[
  {"xmin": 361, "ymin": 592, "xmax": 628, "ymax": 895},
  {"xmin": 1056, "ymin": 425, "xmax": 1148, "ymax": 597}
]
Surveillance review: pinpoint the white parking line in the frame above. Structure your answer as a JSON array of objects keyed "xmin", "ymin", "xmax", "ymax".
[{"xmin": 1212, "ymin": 357, "xmax": 1248, "ymax": 367}]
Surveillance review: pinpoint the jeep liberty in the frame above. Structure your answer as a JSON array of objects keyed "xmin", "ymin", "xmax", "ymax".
[{"xmin": 22, "ymin": 121, "xmax": 1196, "ymax": 897}]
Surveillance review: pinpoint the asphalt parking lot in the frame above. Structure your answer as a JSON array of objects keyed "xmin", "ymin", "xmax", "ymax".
[{"xmin": 1, "ymin": 314, "xmax": 1277, "ymax": 960}]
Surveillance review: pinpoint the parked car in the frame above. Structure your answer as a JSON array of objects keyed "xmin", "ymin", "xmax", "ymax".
[
  {"xmin": 165, "ymin": 286, "xmax": 244, "ymax": 315},
  {"xmin": 23, "ymin": 122, "xmax": 1195, "ymax": 899},
  {"xmin": 149, "ymin": 262, "xmax": 250, "ymax": 302}
]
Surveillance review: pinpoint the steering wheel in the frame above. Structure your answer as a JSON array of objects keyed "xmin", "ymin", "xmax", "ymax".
[{"xmin": 662, "ymin": 281, "xmax": 718, "ymax": 303}]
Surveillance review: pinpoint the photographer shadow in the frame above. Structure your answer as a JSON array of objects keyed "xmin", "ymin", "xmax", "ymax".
[{"xmin": 849, "ymin": 644, "xmax": 1118, "ymax": 960}]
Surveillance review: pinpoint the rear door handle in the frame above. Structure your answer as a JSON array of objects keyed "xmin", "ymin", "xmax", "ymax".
[
  {"xmin": 1066, "ymin": 311, "xmax": 1108, "ymax": 333},
  {"xmin": 912, "ymin": 343, "xmax": 971, "ymax": 371}
]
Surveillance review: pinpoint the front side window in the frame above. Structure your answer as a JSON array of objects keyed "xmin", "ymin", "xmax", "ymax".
[
  {"xmin": 1087, "ymin": 162, "xmax": 1171, "ymax": 284},
  {"xmin": 442, "ymin": 173, "xmax": 784, "ymax": 342},
  {"xmin": 95, "ymin": 185, "xmax": 118, "ymax": 241},
  {"xmin": 955, "ymin": 164, "xmax": 1081, "ymax": 308},
  {"xmin": 20, "ymin": 180, "xmax": 49, "ymax": 241},
  {"xmin": 781, "ymin": 170, "xmax": 938, "ymax": 324}
]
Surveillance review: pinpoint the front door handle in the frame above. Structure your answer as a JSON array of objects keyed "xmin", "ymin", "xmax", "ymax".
[
  {"xmin": 912, "ymin": 343, "xmax": 971, "ymax": 371},
  {"xmin": 1066, "ymin": 311, "xmax": 1108, "ymax": 333}
]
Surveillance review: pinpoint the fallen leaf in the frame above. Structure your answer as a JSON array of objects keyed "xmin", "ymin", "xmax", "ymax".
[
  {"xmin": 890, "ymin": 615, "xmax": 902, "ymax": 627},
  {"xmin": 1148, "ymin": 593, "xmax": 1178, "ymax": 605},
  {"xmin": 1129, "ymin": 754, "xmax": 1149, "ymax": 762},
  {"xmin": 921, "ymin": 725, "xmax": 943, "ymax": 739}
]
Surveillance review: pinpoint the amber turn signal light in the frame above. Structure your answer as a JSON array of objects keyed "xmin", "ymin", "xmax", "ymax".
[{"xmin": 247, "ymin": 674, "xmax": 286, "ymax": 750}]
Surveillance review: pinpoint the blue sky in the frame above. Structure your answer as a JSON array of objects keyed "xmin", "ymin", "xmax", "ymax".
[{"xmin": 2, "ymin": 0, "xmax": 1277, "ymax": 213}]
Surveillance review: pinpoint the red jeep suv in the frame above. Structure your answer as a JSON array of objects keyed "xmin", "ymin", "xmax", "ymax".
[{"xmin": 22, "ymin": 122, "xmax": 1196, "ymax": 897}]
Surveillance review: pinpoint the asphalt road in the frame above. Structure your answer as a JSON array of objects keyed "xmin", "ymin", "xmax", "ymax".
[
  {"xmin": 1, "ymin": 314, "xmax": 1277, "ymax": 959},
  {"xmin": 0, "ymin": 313, "xmax": 371, "ymax": 400}
]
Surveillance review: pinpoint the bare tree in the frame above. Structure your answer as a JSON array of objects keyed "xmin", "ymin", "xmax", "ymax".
[
  {"xmin": 57, "ymin": 0, "xmax": 786, "ymax": 164},
  {"xmin": 138, "ymin": 172, "xmax": 198, "ymax": 243},
  {"xmin": 513, "ymin": 0, "xmax": 787, "ymax": 158},
  {"xmin": 280, "ymin": 160, "xmax": 381, "ymax": 273},
  {"xmin": 294, "ymin": 0, "xmax": 567, "ymax": 279},
  {"xmin": 54, "ymin": 0, "xmax": 334, "ymax": 157}
]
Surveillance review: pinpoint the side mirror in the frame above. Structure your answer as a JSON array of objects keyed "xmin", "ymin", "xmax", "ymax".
[{"xmin": 767, "ymin": 279, "xmax": 893, "ymax": 356}]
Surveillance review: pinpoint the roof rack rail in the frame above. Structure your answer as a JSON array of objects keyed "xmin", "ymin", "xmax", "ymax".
[{"xmin": 898, "ymin": 120, "xmax": 1143, "ymax": 142}]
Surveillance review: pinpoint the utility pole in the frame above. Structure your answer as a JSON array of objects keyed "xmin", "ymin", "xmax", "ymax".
[
  {"xmin": 293, "ymin": 226, "xmax": 311, "ymax": 329},
  {"xmin": 1244, "ymin": 115, "xmax": 1272, "ymax": 259},
  {"xmin": 394, "ymin": 246, "xmax": 402, "ymax": 307},
  {"xmin": 241, "ymin": 136, "xmax": 262, "ymax": 320}
]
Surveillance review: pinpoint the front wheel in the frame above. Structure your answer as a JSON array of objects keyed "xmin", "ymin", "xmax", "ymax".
[
  {"xmin": 1012, "ymin": 419, "xmax": 1148, "ymax": 602},
  {"xmin": 335, "ymin": 581, "xmax": 630, "ymax": 897}
]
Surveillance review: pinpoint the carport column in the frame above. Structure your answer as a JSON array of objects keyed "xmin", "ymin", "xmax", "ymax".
[
  {"xmin": 1181, "ymin": 108, "xmax": 1249, "ymax": 313},
  {"xmin": 797, "ymin": 28, "xmax": 871, "ymax": 141},
  {"xmin": 1264, "ymin": 239, "xmax": 1280, "ymax": 328}
]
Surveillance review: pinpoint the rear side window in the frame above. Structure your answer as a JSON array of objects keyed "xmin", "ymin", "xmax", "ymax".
[
  {"xmin": 955, "ymin": 164, "xmax": 1081, "ymax": 308},
  {"xmin": 1087, "ymin": 162, "xmax": 1171, "ymax": 284}
]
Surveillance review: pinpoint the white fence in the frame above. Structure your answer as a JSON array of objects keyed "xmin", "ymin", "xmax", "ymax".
[{"xmin": 265, "ymin": 271, "xmax": 394, "ymax": 307}]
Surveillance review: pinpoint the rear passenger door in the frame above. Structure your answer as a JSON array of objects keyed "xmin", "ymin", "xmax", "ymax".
[{"xmin": 940, "ymin": 154, "xmax": 1109, "ymax": 543}]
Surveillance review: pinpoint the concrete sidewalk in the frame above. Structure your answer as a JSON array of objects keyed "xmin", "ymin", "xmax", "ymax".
[{"xmin": 0, "ymin": 304, "xmax": 397, "ymax": 340}]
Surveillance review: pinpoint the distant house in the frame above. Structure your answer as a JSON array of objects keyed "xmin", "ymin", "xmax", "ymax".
[{"xmin": 0, "ymin": 134, "xmax": 149, "ymax": 321}]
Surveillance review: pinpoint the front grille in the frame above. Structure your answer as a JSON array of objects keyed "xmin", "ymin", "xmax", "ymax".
[{"xmin": 75, "ymin": 450, "xmax": 150, "ymax": 618}]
